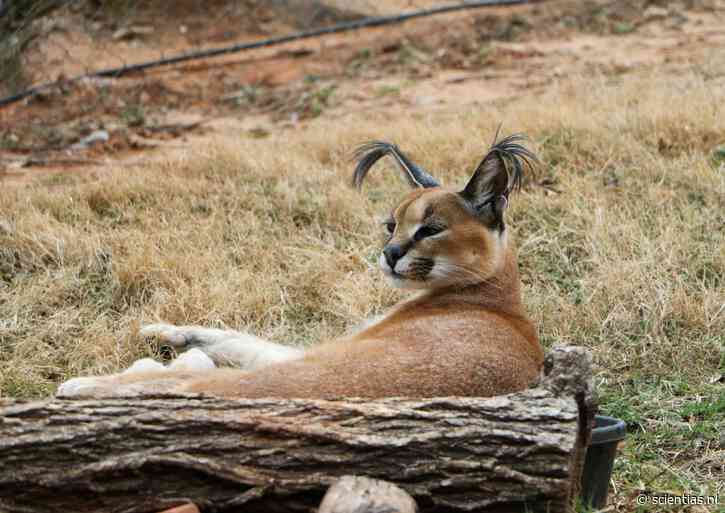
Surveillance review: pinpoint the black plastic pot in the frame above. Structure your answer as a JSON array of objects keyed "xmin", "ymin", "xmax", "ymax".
[{"xmin": 580, "ymin": 415, "xmax": 627, "ymax": 509}]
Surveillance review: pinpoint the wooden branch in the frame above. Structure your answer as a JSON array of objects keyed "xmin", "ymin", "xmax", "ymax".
[{"xmin": 0, "ymin": 346, "xmax": 594, "ymax": 513}]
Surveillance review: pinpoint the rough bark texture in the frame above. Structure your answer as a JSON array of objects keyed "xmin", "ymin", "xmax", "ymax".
[
  {"xmin": 0, "ymin": 346, "xmax": 594, "ymax": 513},
  {"xmin": 540, "ymin": 345, "xmax": 597, "ymax": 506},
  {"xmin": 318, "ymin": 476, "xmax": 418, "ymax": 513}
]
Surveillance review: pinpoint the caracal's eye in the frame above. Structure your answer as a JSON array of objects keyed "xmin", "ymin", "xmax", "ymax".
[
  {"xmin": 384, "ymin": 221, "xmax": 396, "ymax": 234},
  {"xmin": 414, "ymin": 224, "xmax": 445, "ymax": 241}
]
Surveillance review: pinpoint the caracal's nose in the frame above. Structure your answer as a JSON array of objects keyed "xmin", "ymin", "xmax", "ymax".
[{"xmin": 383, "ymin": 244, "xmax": 405, "ymax": 269}]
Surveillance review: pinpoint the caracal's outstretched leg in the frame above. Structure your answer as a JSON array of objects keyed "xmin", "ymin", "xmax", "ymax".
[
  {"xmin": 56, "ymin": 347, "xmax": 216, "ymax": 397},
  {"xmin": 57, "ymin": 325, "xmax": 304, "ymax": 398},
  {"xmin": 140, "ymin": 323, "xmax": 304, "ymax": 370}
]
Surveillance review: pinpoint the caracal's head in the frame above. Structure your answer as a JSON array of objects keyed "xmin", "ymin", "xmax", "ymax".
[{"xmin": 352, "ymin": 133, "xmax": 538, "ymax": 290}]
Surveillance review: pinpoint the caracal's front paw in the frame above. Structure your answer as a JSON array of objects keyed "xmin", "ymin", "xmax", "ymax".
[
  {"xmin": 56, "ymin": 374, "xmax": 186, "ymax": 398},
  {"xmin": 56, "ymin": 375, "xmax": 123, "ymax": 398},
  {"xmin": 56, "ymin": 357, "xmax": 164, "ymax": 398},
  {"xmin": 167, "ymin": 348, "xmax": 216, "ymax": 371},
  {"xmin": 139, "ymin": 323, "xmax": 191, "ymax": 347},
  {"xmin": 56, "ymin": 349, "xmax": 214, "ymax": 398},
  {"xmin": 122, "ymin": 357, "xmax": 167, "ymax": 374}
]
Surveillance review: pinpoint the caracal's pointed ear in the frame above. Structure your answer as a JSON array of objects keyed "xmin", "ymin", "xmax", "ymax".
[
  {"xmin": 351, "ymin": 141, "xmax": 440, "ymax": 190},
  {"xmin": 459, "ymin": 133, "xmax": 538, "ymax": 230}
]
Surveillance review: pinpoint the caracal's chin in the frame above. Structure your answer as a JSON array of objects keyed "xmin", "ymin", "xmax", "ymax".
[
  {"xmin": 378, "ymin": 254, "xmax": 427, "ymax": 290},
  {"xmin": 388, "ymin": 274, "xmax": 432, "ymax": 290}
]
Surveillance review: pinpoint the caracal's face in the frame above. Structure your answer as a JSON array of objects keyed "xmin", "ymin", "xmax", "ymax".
[{"xmin": 379, "ymin": 188, "xmax": 505, "ymax": 290}]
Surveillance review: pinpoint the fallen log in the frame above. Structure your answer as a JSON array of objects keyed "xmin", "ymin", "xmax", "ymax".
[{"xmin": 0, "ymin": 346, "xmax": 595, "ymax": 513}]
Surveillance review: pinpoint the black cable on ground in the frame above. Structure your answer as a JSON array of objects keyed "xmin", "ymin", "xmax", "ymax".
[{"xmin": 0, "ymin": 0, "xmax": 537, "ymax": 109}]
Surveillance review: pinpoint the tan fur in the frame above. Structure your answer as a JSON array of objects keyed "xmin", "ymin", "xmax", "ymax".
[{"xmin": 102, "ymin": 186, "xmax": 543, "ymax": 399}]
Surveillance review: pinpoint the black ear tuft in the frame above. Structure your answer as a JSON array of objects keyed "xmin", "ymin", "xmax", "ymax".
[
  {"xmin": 460, "ymin": 133, "xmax": 538, "ymax": 228},
  {"xmin": 352, "ymin": 141, "xmax": 440, "ymax": 190},
  {"xmin": 460, "ymin": 133, "xmax": 538, "ymax": 208}
]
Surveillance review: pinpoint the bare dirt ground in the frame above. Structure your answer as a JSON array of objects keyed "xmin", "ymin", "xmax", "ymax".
[{"xmin": 3, "ymin": 0, "xmax": 724, "ymax": 185}]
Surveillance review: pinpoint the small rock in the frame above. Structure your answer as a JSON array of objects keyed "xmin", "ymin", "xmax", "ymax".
[
  {"xmin": 0, "ymin": 219, "xmax": 13, "ymax": 235},
  {"xmin": 414, "ymin": 95, "xmax": 436, "ymax": 106},
  {"xmin": 665, "ymin": 11, "xmax": 689, "ymax": 29},
  {"xmin": 71, "ymin": 130, "xmax": 109, "ymax": 150},
  {"xmin": 319, "ymin": 476, "xmax": 418, "ymax": 513},
  {"xmin": 112, "ymin": 25, "xmax": 154, "ymax": 41},
  {"xmin": 643, "ymin": 6, "xmax": 668, "ymax": 21}
]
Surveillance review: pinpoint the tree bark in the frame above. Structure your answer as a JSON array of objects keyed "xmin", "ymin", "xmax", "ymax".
[{"xmin": 0, "ymin": 346, "xmax": 594, "ymax": 513}]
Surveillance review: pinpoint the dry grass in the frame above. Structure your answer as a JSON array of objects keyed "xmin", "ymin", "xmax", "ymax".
[{"xmin": 1, "ymin": 65, "xmax": 724, "ymax": 508}]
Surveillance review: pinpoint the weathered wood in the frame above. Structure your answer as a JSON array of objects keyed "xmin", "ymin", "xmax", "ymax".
[
  {"xmin": 0, "ymin": 346, "xmax": 594, "ymax": 513},
  {"xmin": 319, "ymin": 476, "xmax": 418, "ymax": 513},
  {"xmin": 540, "ymin": 345, "xmax": 597, "ymax": 505}
]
